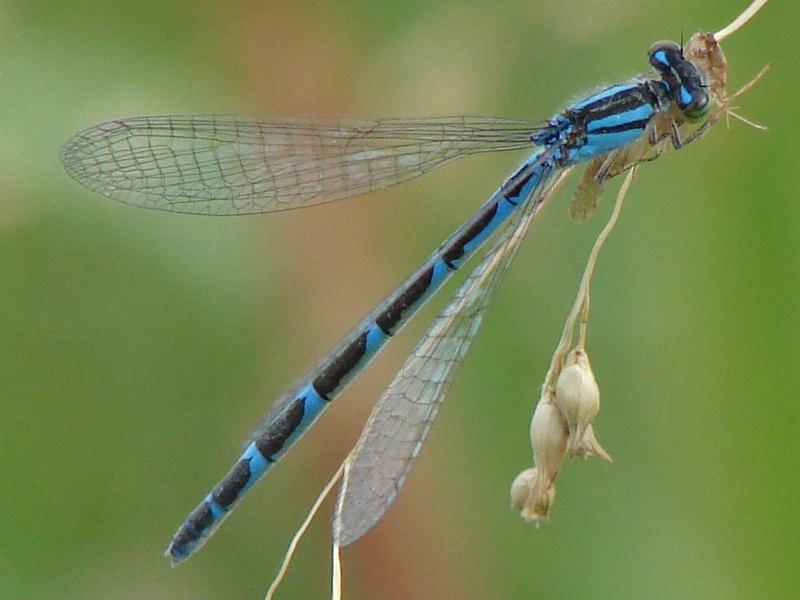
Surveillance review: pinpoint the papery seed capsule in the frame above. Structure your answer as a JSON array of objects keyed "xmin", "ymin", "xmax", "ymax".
[
  {"xmin": 554, "ymin": 349, "xmax": 600, "ymax": 453},
  {"xmin": 523, "ymin": 474, "xmax": 556, "ymax": 522},
  {"xmin": 572, "ymin": 423, "xmax": 613, "ymax": 463},
  {"xmin": 529, "ymin": 396, "xmax": 568, "ymax": 483},
  {"xmin": 510, "ymin": 468, "xmax": 537, "ymax": 512}
]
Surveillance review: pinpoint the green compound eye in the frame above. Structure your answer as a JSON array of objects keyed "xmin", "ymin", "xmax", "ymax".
[{"xmin": 678, "ymin": 82, "xmax": 711, "ymax": 120}]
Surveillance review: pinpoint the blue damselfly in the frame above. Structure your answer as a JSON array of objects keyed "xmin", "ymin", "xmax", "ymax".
[{"xmin": 60, "ymin": 7, "xmax": 763, "ymax": 565}]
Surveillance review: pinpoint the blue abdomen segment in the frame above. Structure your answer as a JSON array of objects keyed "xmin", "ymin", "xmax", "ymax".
[{"xmin": 165, "ymin": 149, "xmax": 554, "ymax": 564}]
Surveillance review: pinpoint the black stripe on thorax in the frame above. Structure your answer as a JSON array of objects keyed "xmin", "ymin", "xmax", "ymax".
[
  {"xmin": 590, "ymin": 118, "xmax": 651, "ymax": 134},
  {"xmin": 570, "ymin": 83, "xmax": 658, "ymax": 127}
]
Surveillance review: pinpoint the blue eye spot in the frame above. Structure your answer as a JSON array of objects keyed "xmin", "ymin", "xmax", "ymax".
[
  {"xmin": 679, "ymin": 85, "xmax": 693, "ymax": 107},
  {"xmin": 653, "ymin": 50, "xmax": 668, "ymax": 67}
]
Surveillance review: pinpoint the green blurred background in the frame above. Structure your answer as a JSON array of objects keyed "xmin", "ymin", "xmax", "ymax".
[{"xmin": 1, "ymin": 1, "xmax": 797, "ymax": 598}]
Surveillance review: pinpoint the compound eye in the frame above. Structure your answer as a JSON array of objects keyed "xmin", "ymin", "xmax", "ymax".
[
  {"xmin": 678, "ymin": 86, "xmax": 710, "ymax": 120},
  {"xmin": 685, "ymin": 93, "xmax": 710, "ymax": 120},
  {"xmin": 648, "ymin": 40, "xmax": 681, "ymax": 73}
]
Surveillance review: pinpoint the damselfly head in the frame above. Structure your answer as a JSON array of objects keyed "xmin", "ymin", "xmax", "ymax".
[{"xmin": 648, "ymin": 38, "xmax": 712, "ymax": 121}]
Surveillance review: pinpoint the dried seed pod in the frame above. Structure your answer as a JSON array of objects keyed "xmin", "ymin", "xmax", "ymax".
[
  {"xmin": 554, "ymin": 349, "xmax": 600, "ymax": 453},
  {"xmin": 510, "ymin": 468, "xmax": 537, "ymax": 512},
  {"xmin": 571, "ymin": 423, "xmax": 613, "ymax": 463},
  {"xmin": 524, "ymin": 473, "xmax": 556, "ymax": 522},
  {"xmin": 529, "ymin": 395, "xmax": 568, "ymax": 483}
]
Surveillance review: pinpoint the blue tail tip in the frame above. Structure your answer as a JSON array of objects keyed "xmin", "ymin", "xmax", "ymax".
[{"xmin": 165, "ymin": 542, "xmax": 189, "ymax": 567}]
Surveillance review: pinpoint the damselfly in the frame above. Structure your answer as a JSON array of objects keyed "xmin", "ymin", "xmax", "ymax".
[{"xmin": 60, "ymin": 21, "xmax": 752, "ymax": 565}]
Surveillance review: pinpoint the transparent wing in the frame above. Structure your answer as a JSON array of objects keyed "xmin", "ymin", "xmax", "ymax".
[
  {"xmin": 61, "ymin": 115, "xmax": 544, "ymax": 215},
  {"xmin": 569, "ymin": 155, "xmax": 607, "ymax": 222},
  {"xmin": 569, "ymin": 146, "xmax": 644, "ymax": 222},
  {"xmin": 332, "ymin": 166, "xmax": 571, "ymax": 546}
]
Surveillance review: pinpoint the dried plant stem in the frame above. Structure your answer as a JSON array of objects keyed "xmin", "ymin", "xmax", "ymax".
[
  {"xmin": 332, "ymin": 542, "xmax": 343, "ymax": 600},
  {"xmin": 265, "ymin": 461, "xmax": 348, "ymax": 600},
  {"xmin": 715, "ymin": 0, "xmax": 769, "ymax": 41},
  {"xmin": 543, "ymin": 165, "xmax": 639, "ymax": 390}
]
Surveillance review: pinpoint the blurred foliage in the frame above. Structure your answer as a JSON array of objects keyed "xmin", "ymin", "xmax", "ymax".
[{"xmin": 0, "ymin": 1, "xmax": 797, "ymax": 598}]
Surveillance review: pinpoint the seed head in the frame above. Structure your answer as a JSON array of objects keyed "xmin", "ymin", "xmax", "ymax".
[
  {"xmin": 510, "ymin": 466, "xmax": 557, "ymax": 522},
  {"xmin": 554, "ymin": 349, "xmax": 600, "ymax": 453},
  {"xmin": 572, "ymin": 423, "xmax": 613, "ymax": 462},
  {"xmin": 510, "ymin": 467, "xmax": 536, "ymax": 512},
  {"xmin": 529, "ymin": 395, "xmax": 569, "ymax": 483}
]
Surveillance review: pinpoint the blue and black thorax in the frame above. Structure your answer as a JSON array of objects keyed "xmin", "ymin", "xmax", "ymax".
[{"xmin": 532, "ymin": 39, "xmax": 711, "ymax": 166}]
